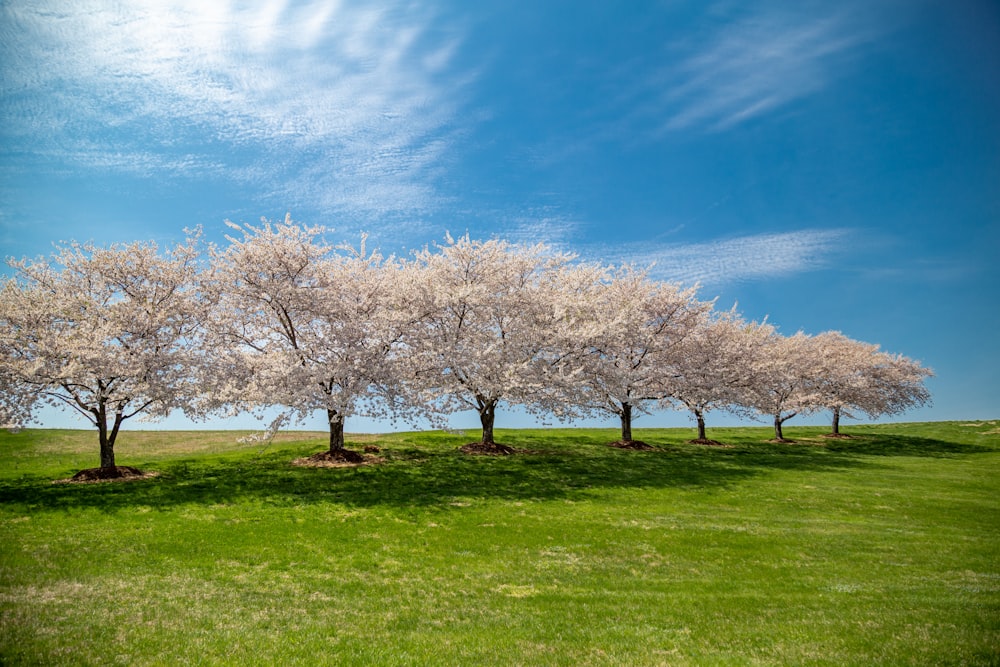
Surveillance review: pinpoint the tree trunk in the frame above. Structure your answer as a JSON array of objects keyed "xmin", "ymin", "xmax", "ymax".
[
  {"xmin": 620, "ymin": 402, "xmax": 633, "ymax": 442},
  {"xmin": 327, "ymin": 409, "xmax": 346, "ymax": 454},
  {"xmin": 99, "ymin": 427, "xmax": 116, "ymax": 469},
  {"xmin": 695, "ymin": 409, "xmax": 707, "ymax": 441},
  {"xmin": 479, "ymin": 399, "xmax": 497, "ymax": 445},
  {"xmin": 774, "ymin": 410, "xmax": 798, "ymax": 442},
  {"xmin": 831, "ymin": 407, "xmax": 841, "ymax": 435},
  {"xmin": 96, "ymin": 404, "xmax": 124, "ymax": 469}
]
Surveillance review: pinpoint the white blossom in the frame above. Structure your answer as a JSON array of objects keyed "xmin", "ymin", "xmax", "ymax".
[
  {"xmin": 0, "ymin": 234, "xmax": 203, "ymax": 469},
  {"xmin": 663, "ymin": 311, "xmax": 775, "ymax": 442},
  {"xmin": 203, "ymin": 215, "xmax": 419, "ymax": 456},
  {"xmin": 402, "ymin": 233, "xmax": 577, "ymax": 449},
  {"xmin": 566, "ymin": 265, "xmax": 710, "ymax": 442}
]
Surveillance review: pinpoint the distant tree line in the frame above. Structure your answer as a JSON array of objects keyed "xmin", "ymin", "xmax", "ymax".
[{"xmin": 0, "ymin": 217, "xmax": 932, "ymax": 473}]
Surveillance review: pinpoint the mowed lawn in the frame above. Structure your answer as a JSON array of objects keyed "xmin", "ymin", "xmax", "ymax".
[{"xmin": 1, "ymin": 422, "xmax": 997, "ymax": 665}]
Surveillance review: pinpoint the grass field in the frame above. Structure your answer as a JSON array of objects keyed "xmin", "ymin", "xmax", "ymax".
[{"xmin": 1, "ymin": 421, "xmax": 998, "ymax": 665}]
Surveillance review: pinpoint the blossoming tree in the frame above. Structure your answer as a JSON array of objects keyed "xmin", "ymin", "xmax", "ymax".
[
  {"xmin": 0, "ymin": 235, "xmax": 203, "ymax": 477},
  {"xmin": 741, "ymin": 331, "xmax": 825, "ymax": 442},
  {"xmin": 810, "ymin": 331, "xmax": 932, "ymax": 436},
  {"xmin": 205, "ymin": 217, "xmax": 414, "ymax": 462},
  {"xmin": 570, "ymin": 266, "xmax": 709, "ymax": 446},
  {"xmin": 664, "ymin": 311, "xmax": 775, "ymax": 444},
  {"xmin": 403, "ymin": 234, "xmax": 576, "ymax": 453}
]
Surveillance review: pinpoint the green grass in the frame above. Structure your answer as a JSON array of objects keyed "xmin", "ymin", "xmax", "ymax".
[{"xmin": 1, "ymin": 422, "xmax": 998, "ymax": 665}]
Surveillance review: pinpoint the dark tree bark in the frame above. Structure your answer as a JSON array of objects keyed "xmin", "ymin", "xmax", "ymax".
[
  {"xmin": 695, "ymin": 409, "xmax": 707, "ymax": 441},
  {"xmin": 98, "ymin": 432, "xmax": 115, "ymax": 469},
  {"xmin": 95, "ymin": 403, "xmax": 124, "ymax": 470},
  {"xmin": 687, "ymin": 408, "xmax": 723, "ymax": 445},
  {"xmin": 459, "ymin": 396, "xmax": 513, "ymax": 454},
  {"xmin": 310, "ymin": 408, "xmax": 364, "ymax": 463},
  {"xmin": 98, "ymin": 427, "xmax": 116, "ymax": 469},
  {"xmin": 831, "ymin": 407, "xmax": 841, "ymax": 436},
  {"xmin": 619, "ymin": 402, "xmax": 633, "ymax": 442},
  {"xmin": 327, "ymin": 408, "xmax": 346, "ymax": 454},
  {"xmin": 773, "ymin": 413, "xmax": 795, "ymax": 442},
  {"xmin": 478, "ymin": 398, "xmax": 497, "ymax": 445}
]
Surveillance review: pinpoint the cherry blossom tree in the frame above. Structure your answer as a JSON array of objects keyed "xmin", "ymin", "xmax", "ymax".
[
  {"xmin": 516, "ymin": 259, "xmax": 610, "ymax": 424},
  {"xmin": 205, "ymin": 217, "xmax": 414, "ymax": 462},
  {"xmin": 570, "ymin": 266, "xmax": 708, "ymax": 446},
  {"xmin": 860, "ymin": 350, "xmax": 932, "ymax": 426},
  {"xmin": 741, "ymin": 331, "xmax": 825, "ymax": 442},
  {"xmin": 0, "ymin": 235, "xmax": 203, "ymax": 476},
  {"xmin": 403, "ymin": 234, "xmax": 576, "ymax": 454},
  {"xmin": 810, "ymin": 331, "xmax": 932, "ymax": 436},
  {"xmin": 809, "ymin": 331, "xmax": 878, "ymax": 437},
  {"xmin": 664, "ymin": 311, "xmax": 775, "ymax": 444}
]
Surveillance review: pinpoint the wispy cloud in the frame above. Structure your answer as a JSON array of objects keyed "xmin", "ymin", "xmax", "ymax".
[
  {"xmin": 586, "ymin": 228, "xmax": 851, "ymax": 287},
  {"xmin": 631, "ymin": 6, "xmax": 872, "ymax": 133},
  {"xmin": 497, "ymin": 210, "xmax": 583, "ymax": 250},
  {"xmin": 0, "ymin": 0, "xmax": 473, "ymax": 221}
]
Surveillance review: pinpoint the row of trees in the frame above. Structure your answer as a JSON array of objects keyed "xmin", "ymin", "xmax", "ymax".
[{"xmin": 0, "ymin": 218, "xmax": 932, "ymax": 472}]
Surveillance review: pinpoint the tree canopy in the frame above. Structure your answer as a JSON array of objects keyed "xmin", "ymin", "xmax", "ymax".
[{"xmin": 0, "ymin": 221, "xmax": 933, "ymax": 469}]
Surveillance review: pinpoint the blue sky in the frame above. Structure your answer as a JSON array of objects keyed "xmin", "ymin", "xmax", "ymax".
[{"xmin": 2, "ymin": 0, "xmax": 998, "ymax": 433}]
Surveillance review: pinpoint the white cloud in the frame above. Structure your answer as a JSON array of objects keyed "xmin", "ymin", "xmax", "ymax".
[
  {"xmin": 500, "ymin": 214, "xmax": 582, "ymax": 251},
  {"xmin": 1, "ymin": 0, "xmax": 472, "ymax": 219},
  {"xmin": 586, "ymin": 229, "xmax": 850, "ymax": 287},
  {"xmin": 647, "ymin": 7, "xmax": 871, "ymax": 132}
]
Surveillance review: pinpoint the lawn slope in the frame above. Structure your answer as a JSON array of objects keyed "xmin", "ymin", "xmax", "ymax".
[{"xmin": 1, "ymin": 422, "xmax": 997, "ymax": 665}]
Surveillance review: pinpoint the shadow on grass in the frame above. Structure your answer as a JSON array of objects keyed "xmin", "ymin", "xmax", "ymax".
[
  {"xmin": 0, "ymin": 448, "xmax": 842, "ymax": 512},
  {"xmin": 816, "ymin": 433, "xmax": 991, "ymax": 457},
  {"xmin": 0, "ymin": 432, "xmax": 918, "ymax": 514}
]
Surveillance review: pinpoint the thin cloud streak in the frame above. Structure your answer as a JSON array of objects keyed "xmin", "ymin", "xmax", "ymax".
[
  {"xmin": 630, "ymin": 7, "xmax": 873, "ymax": 134},
  {"xmin": 587, "ymin": 229, "xmax": 851, "ymax": 288},
  {"xmin": 668, "ymin": 13, "xmax": 862, "ymax": 131},
  {"xmin": 530, "ymin": 5, "xmax": 877, "ymax": 163}
]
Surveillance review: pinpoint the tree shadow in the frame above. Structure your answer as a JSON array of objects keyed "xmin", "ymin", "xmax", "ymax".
[
  {"xmin": 0, "ymin": 452, "xmax": 709, "ymax": 513},
  {"xmin": 0, "ymin": 433, "xmax": 911, "ymax": 514},
  {"xmin": 815, "ymin": 433, "xmax": 991, "ymax": 457}
]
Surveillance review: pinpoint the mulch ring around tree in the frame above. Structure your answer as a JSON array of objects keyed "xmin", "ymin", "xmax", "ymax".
[
  {"xmin": 292, "ymin": 449, "xmax": 384, "ymax": 468},
  {"xmin": 688, "ymin": 438, "xmax": 731, "ymax": 447},
  {"xmin": 821, "ymin": 433, "xmax": 856, "ymax": 439},
  {"xmin": 54, "ymin": 466, "xmax": 160, "ymax": 484},
  {"xmin": 607, "ymin": 440, "xmax": 656, "ymax": 450},
  {"xmin": 459, "ymin": 441, "xmax": 517, "ymax": 456}
]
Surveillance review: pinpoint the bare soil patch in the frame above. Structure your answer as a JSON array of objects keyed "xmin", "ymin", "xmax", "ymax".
[
  {"xmin": 54, "ymin": 466, "xmax": 159, "ymax": 484},
  {"xmin": 292, "ymin": 449, "xmax": 382, "ymax": 468},
  {"xmin": 607, "ymin": 440, "xmax": 655, "ymax": 450},
  {"xmin": 688, "ymin": 438, "xmax": 730, "ymax": 447},
  {"xmin": 822, "ymin": 433, "xmax": 855, "ymax": 439},
  {"xmin": 459, "ymin": 442, "xmax": 516, "ymax": 456}
]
